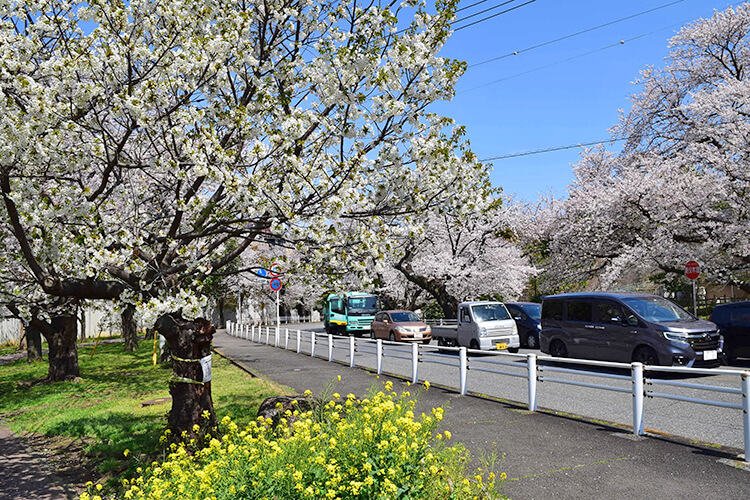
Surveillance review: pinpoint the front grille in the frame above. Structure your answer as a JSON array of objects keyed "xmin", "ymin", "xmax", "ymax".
[
  {"xmin": 687, "ymin": 333, "xmax": 720, "ymax": 351},
  {"xmin": 487, "ymin": 326, "xmax": 514, "ymax": 337}
]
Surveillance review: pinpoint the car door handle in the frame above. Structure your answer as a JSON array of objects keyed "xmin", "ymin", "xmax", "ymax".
[
  {"xmin": 595, "ymin": 326, "xmax": 605, "ymax": 330},
  {"xmin": 584, "ymin": 325, "xmax": 596, "ymax": 329}
]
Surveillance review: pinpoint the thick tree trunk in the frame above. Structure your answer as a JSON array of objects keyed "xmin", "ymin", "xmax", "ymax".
[
  {"xmin": 26, "ymin": 324, "xmax": 43, "ymax": 361},
  {"xmin": 395, "ymin": 253, "xmax": 460, "ymax": 319},
  {"xmin": 46, "ymin": 316, "xmax": 79, "ymax": 381},
  {"xmin": 121, "ymin": 304, "xmax": 138, "ymax": 352},
  {"xmin": 155, "ymin": 313, "xmax": 217, "ymax": 443}
]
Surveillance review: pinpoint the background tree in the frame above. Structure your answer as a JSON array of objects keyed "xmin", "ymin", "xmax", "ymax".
[{"xmin": 532, "ymin": 4, "xmax": 750, "ymax": 292}]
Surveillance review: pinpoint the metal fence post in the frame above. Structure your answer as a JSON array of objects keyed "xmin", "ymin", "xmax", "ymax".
[
  {"xmin": 244, "ymin": 324, "xmax": 248, "ymax": 340},
  {"xmin": 227, "ymin": 321, "xmax": 232, "ymax": 335},
  {"xmin": 742, "ymin": 371, "xmax": 750, "ymax": 462},
  {"xmin": 296, "ymin": 330, "xmax": 301, "ymax": 353},
  {"xmin": 459, "ymin": 347, "xmax": 468, "ymax": 395},
  {"xmin": 328, "ymin": 334, "xmax": 334, "ymax": 362},
  {"xmin": 311, "ymin": 332, "xmax": 316, "ymax": 358},
  {"xmin": 632, "ymin": 362, "xmax": 644, "ymax": 435},
  {"xmin": 275, "ymin": 326, "xmax": 279, "ymax": 347},
  {"xmin": 284, "ymin": 328, "xmax": 289, "ymax": 350},
  {"xmin": 349, "ymin": 336, "xmax": 355, "ymax": 367},
  {"xmin": 266, "ymin": 326, "xmax": 270, "ymax": 345},
  {"xmin": 376, "ymin": 339, "xmax": 383, "ymax": 375},
  {"xmin": 411, "ymin": 342, "xmax": 419, "ymax": 384},
  {"xmin": 250, "ymin": 324, "xmax": 254, "ymax": 341},
  {"xmin": 528, "ymin": 353, "xmax": 538, "ymax": 412}
]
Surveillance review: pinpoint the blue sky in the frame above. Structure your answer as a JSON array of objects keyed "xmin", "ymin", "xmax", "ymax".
[{"xmin": 429, "ymin": 0, "xmax": 736, "ymax": 203}]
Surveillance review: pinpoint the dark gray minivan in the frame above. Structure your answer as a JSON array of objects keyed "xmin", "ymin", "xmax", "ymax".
[{"xmin": 540, "ymin": 292, "xmax": 722, "ymax": 367}]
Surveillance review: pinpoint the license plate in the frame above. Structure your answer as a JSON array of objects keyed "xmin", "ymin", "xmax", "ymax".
[
  {"xmin": 496, "ymin": 342, "xmax": 507, "ymax": 350},
  {"xmin": 415, "ymin": 333, "xmax": 423, "ymax": 339},
  {"xmin": 703, "ymin": 350, "xmax": 717, "ymax": 361}
]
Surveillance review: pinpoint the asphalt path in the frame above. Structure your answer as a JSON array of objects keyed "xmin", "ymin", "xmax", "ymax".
[{"xmin": 249, "ymin": 323, "xmax": 750, "ymax": 452}]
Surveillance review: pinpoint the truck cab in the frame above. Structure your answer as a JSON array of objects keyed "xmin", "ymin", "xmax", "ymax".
[
  {"xmin": 458, "ymin": 301, "xmax": 520, "ymax": 351},
  {"xmin": 324, "ymin": 292, "xmax": 379, "ymax": 336}
]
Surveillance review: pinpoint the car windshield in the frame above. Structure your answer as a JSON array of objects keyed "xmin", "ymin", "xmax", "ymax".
[
  {"xmin": 621, "ymin": 296, "xmax": 694, "ymax": 322},
  {"xmin": 471, "ymin": 304, "xmax": 510, "ymax": 322},
  {"xmin": 390, "ymin": 312, "xmax": 420, "ymax": 322},
  {"xmin": 519, "ymin": 304, "xmax": 542, "ymax": 320},
  {"xmin": 347, "ymin": 296, "xmax": 378, "ymax": 313}
]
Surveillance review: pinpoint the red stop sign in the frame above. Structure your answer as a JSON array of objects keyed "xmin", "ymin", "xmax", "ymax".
[{"xmin": 684, "ymin": 260, "xmax": 701, "ymax": 280}]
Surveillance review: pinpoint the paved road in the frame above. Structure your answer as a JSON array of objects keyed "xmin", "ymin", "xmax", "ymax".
[
  {"xmin": 239, "ymin": 323, "xmax": 750, "ymax": 451},
  {"xmin": 214, "ymin": 327, "xmax": 750, "ymax": 500}
]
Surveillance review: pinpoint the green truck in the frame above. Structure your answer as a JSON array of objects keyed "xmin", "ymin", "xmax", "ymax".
[{"xmin": 323, "ymin": 292, "xmax": 379, "ymax": 336}]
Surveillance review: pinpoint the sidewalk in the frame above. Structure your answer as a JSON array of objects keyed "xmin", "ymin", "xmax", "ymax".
[
  {"xmin": 0, "ymin": 422, "xmax": 70, "ymax": 500},
  {"xmin": 212, "ymin": 329, "xmax": 750, "ymax": 500}
]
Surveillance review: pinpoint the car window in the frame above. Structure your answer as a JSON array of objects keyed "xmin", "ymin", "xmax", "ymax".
[
  {"xmin": 520, "ymin": 303, "xmax": 542, "ymax": 320},
  {"xmin": 460, "ymin": 307, "xmax": 471, "ymax": 323},
  {"xmin": 621, "ymin": 296, "xmax": 693, "ymax": 322},
  {"xmin": 566, "ymin": 300, "xmax": 592, "ymax": 322},
  {"xmin": 507, "ymin": 306, "xmax": 523, "ymax": 319},
  {"xmin": 595, "ymin": 301, "xmax": 626, "ymax": 325},
  {"xmin": 471, "ymin": 304, "xmax": 510, "ymax": 321},
  {"xmin": 330, "ymin": 298, "xmax": 344, "ymax": 315},
  {"xmin": 730, "ymin": 306, "xmax": 750, "ymax": 326},
  {"xmin": 390, "ymin": 312, "xmax": 420, "ymax": 322},
  {"xmin": 542, "ymin": 300, "xmax": 563, "ymax": 321}
]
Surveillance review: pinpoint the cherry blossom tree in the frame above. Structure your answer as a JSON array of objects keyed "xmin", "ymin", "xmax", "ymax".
[
  {"xmin": 0, "ymin": 0, "xmax": 488, "ymax": 438},
  {"xmin": 533, "ymin": 4, "xmax": 750, "ymax": 293},
  {"xmin": 390, "ymin": 194, "xmax": 537, "ymax": 317}
]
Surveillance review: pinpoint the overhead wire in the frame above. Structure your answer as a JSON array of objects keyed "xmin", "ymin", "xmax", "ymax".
[
  {"xmin": 459, "ymin": 20, "xmax": 689, "ymax": 94},
  {"xmin": 454, "ymin": 0, "xmax": 536, "ymax": 32},
  {"xmin": 479, "ymin": 138, "xmax": 628, "ymax": 162},
  {"xmin": 468, "ymin": 0, "xmax": 687, "ymax": 68}
]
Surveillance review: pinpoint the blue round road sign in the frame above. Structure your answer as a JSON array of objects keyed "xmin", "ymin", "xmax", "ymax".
[{"xmin": 269, "ymin": 277, "xmax": 282, "ymax": 291}]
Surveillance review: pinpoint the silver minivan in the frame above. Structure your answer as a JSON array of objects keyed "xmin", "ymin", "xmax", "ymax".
[{"xmin": 539, "ymin": 292, "xmax": 722, "ymax": 367}]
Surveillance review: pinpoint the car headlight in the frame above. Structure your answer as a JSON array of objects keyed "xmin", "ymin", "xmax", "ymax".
[
  {"xmin": 480, "ymin": 327, "xmax": 487, "ymax": 337},
  {"xmin": 395, "ymin": 326, "xmax": 407, "ymax": 333},
  {"xmin": 511, "ymin": 322, "xmax": 518, "ymax": 335},
  {"xmin": 663, "ymin": 330, "xmax": 688, "ymax": 342}
]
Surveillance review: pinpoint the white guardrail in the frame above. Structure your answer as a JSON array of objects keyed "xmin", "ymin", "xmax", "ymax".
[{"xmin": 225, "ymin": 321, "xmax": 750, "ymax": 462}]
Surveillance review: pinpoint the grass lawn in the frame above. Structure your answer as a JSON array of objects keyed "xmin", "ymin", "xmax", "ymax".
[{"xmin": 0, "ymin": 338, "xmax": 289, "ymax": 496}]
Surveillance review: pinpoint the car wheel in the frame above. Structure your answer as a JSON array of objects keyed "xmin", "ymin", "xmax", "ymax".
[
  {"xmin": 526, "ymin": 333, "xmax": 539, "ymax": 349},
  {"xmin": 549, "ymin": 340, "xmax": 568, "ymax": 358},
  {"xmin": 324, "ymin": 322, "xmax": 330, "ymax": 334},
  {"xmin": 422, "ymin": 338, "xmax": 431, "ymax": 345},
  {"xmin": 632, "ymin": 346, "xmax": 659, "ymax": 366},
  {"xmin": 437, "ymin": 337, "xmax": 446, "ymax": 346},
  {"xmin": 470, "ymin": 339, "xmax": 480, "ymax": 350},
  {"xmin": 389, "ymin": 332, "xmax": 396, "ymax": 342},
  {"xmin": 370, "ymin": 329, "xmax": 376, "ymax": 339}
]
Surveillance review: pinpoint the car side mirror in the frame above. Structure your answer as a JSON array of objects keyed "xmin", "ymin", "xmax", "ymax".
[
  {"xmin": 514, "ymin": 316, "xmax": 523, "ymax": 321},
  {"xmin": 610, "ymin": 317, "xmax": 622, "ymax": 325},
  {"xmin": 626, "ymin": 316, "xmax": 639, "ymax": 327}
]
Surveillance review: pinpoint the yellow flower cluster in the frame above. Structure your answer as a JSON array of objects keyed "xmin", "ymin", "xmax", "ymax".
[{"xmin": 99, "ymin": 388, "xmax": 505, "ymax": 500}]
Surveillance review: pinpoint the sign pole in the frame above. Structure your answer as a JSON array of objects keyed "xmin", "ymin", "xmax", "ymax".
[
  {"xmin": 684, "ymin": 260, "xmax": 701, "ymax": 316},
  {"xmin": 692, "ymin": 280, "xmax": 697, "ymax": 316},
  {"xmin": 276, "ymin": 288, "xmax": 280, "ymax": 328}
]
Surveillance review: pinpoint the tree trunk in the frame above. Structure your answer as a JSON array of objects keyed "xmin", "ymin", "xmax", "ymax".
[
  {"xmin": 121, "ymin": 304, "xmax": 138, "ymax": 352},
  {"xmin": 155, "ymin": 313, "xmax": 217, "ymax": 444},
  {"xmin": 79, "ymin": 307, "xmax": 86, "ymax": 341},
  {"xmin": 26, "ymin": 324, "xmax": 43, "ymax": 362},
  {"xmin": 45, "ymin": 316, "xmax": 79, "ymax": 381},
  {"xmin": 217, "ymin": 297, "xmax": 225, "ymax": 329}
]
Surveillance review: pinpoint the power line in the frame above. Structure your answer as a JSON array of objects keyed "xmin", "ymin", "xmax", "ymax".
[
  {"xmin": 454, "ymin": 0, "xmax": 536, "ymax": 32},
  {"xmin": 479, "ymin": 138, "xmax": 627, "ymax": 162},
  {"xmin": 469, "ymin": 0, "xmax": 687, "ymax": 68},
  {"xmin": 395, "ymin": 0, "xmax": 534, "ymax": 37},
  {"xmin": 454, "ymin": 0, "xmax": 520, "ymax": 25},
  {"xmin": 460, "ymin": 20, "xmax": 687, "ymax": 94}
]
